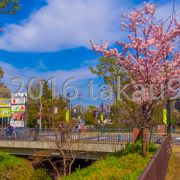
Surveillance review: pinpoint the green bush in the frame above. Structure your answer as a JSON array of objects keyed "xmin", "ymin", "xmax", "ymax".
[
  {"xmin": 114, "ymin": 140, "xmax": 158, "ymax": 156},
  {"xmin": 30, "ymin": 169, "xmax": 52, "ymax": 180}
]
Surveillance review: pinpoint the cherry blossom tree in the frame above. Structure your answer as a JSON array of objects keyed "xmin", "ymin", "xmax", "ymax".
[{"xmin": 90, "ymin": 2, "xmax": 180, "ymax": 154}]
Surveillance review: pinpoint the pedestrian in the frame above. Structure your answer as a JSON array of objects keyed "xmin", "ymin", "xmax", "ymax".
[
  {"xmin": 173, "ymin": 124, "xmax": 175, "ymax": 133},
  {"xmin": 59, "ymin": 124, "xmax": 65, "ymax": 142},
  {"xmin": 6, "ymin": 124, "xmax": 14, "ymax": 140},
  {"xmin": 34, "ymin": 125, "xmax": 39, "ymax": 141}
]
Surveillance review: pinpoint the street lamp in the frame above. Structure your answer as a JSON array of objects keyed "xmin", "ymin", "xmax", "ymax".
[{"xmin": 39, "ymin": 99, "xmax": 51, "ymax": 129}]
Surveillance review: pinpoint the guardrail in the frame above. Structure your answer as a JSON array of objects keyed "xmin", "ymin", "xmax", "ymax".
[
  {"xmin": 0, "ymin": 128, "xmax": 165, "ymax": 145},
  {"xmin": 139, "ymin": 134, "xmax": 172, "ymax": 180}
]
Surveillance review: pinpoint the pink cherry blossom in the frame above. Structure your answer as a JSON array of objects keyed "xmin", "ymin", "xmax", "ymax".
[{"xmin": 90, "ymin": 2, "xmax": 180, "ymax": 124}]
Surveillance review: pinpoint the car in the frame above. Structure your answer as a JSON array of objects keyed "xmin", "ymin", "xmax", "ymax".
[{"xmin": 74, "ymin": 125, "xmax": 79, "ymax": 132}]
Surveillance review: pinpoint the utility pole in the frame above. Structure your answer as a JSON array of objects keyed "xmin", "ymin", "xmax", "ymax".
[
  {"xmin": 40, "ymin": 97, "xmax": 42, "ymax": 130},
  {"xmin": 78, "ymin": 93, "xmax": 82, "ymax": 121},
  {"xmin": 101, "ymin": 102, "xmax": 104, "ymax": 130},
  {"xmin": 78, "ymin": 93, "xmax": 82, "ymax": 110},
  {"xmin": 67, "ymin": 93, "xmax": 70, "ymax": 109},
  {"xmin": 66, "ymin": 92, "xmax": 71, "ymax": 125}
]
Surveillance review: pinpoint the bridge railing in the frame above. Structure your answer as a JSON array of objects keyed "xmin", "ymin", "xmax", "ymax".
[
  {"xmin": 0, "ymin": 128, "xmax": 133, "ymax": 144},
  {"xmin": 0, "ymin": 128, "xmax": 165, "ymax": 145},
  {"xmin": 139, "ymin": 134, "xmax": 172, "ymax": 180}
]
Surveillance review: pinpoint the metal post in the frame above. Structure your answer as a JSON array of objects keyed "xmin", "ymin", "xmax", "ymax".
[
  {"xmin": 40, "ymin": 98, "xmax": 42, "ymax": 130},
  {"xmin": 102, "ymin": 103, "xmax": 104, "ymax": 131},
  {"xmin": 167, "ymin": 98, "xmax": 171, "ymax": 134}
]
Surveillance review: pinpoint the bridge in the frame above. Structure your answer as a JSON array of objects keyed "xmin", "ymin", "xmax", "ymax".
[{"xmin": 0, "ymin": 128, "xmax": 166, "ymax": 160}]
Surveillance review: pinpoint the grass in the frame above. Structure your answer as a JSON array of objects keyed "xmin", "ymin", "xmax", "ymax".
[
  {"xmin": 0, "ymin": 151, "xmax": 51, "ymax": 180},
  {"xmin": 0, "ymin": 151, "xmax": 33, "ymax": 179},
  {"xmin": 64, "ymin": 141, "xmax": 158, "ymax": 180},
  {"xmin": 166, "ymin": 151, "xmax": 180, "ymax": 180}
]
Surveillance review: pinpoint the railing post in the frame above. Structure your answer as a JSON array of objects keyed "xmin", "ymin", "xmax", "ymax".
[{"xmin": 118, "ymin": 133, "xmax": 120, "ymax": 142}]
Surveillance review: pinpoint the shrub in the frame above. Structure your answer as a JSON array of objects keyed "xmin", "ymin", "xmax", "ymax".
[{"xmin": 30, "ymin": 169, "xmax": 52, "ymax": 180}]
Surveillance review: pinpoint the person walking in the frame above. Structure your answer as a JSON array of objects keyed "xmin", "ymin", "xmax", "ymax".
[{"xmin": 59, "ymin": 124, "xmax": 65, "ymax": 142}]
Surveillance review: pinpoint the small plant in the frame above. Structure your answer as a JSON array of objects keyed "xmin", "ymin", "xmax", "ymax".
[
  {"xmin": 30, "ymin": 169, "xmax": 52, "ymax": 180},
  {"xmin": 114, "ymin": 140, "xmax": 158, "ymax": 157}
]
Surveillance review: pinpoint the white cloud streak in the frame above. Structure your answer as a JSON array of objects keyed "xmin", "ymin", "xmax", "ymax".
[
  {"xmin": 0, "ymin": 0, "xmax": 129, "ymax": 52},
  {"xmin": 0, "ymin": 61, "xmax": 96, "ymax": 93},
  {"xmin": 0, "ymin": 0, "xmax": 179, "ymax": 53}
]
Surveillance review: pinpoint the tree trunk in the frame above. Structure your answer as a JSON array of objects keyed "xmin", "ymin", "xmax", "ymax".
[
  {"xmin": 63, "ymin": 157, "xmax": 66, "ymax": 177},
  {"xmin": 142, "ymin": 125, "xmax": 147, "ymax": 155},
  {"xmin": 69, "ymin": 158, "xmax": 75, "ymax": 175},
  {"xmin": 142, "ymin": 105, "xmax": 148, "ymax": 155}
]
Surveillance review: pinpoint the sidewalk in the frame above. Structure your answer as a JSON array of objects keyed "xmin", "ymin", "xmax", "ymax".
[{"xmin": 166, "ymin": 144, "xmax": 180, "ymax": 180}]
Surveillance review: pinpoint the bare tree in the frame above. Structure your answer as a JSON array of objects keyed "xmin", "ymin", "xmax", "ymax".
[{"xmin": 30, "ymin": 123, "xmax": 87, "ymax": 179}]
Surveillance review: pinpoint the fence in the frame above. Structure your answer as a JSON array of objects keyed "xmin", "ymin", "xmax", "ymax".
[
  {"xmin": 0, "ymin": 128, "xmax": 166, "ymax": 146},
  {"xmin": 139, "ymin": 134, "xmax": 172, "ymax": 180},
  {"xmin": 0, "ymin": 128, "xmax": 133, "ymax": 144}
]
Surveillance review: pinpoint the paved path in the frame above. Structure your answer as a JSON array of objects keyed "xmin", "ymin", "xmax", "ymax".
[
  {"xmin": 172, "ymin": 152, "xmax": 180, "ymax": 180},
  {"xmin": 171, "ymin": 136, "xmax": 180, "ymax": 180}
]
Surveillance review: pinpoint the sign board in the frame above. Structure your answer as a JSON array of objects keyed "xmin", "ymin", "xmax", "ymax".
[
  {"xmin": 101, "ymin": 113, "xmax": 104, "ymax": 122},
  {"xmin": 11, "ymin": 112, "xmax": 25, "ymax": 121},
  {"xmin": 163, "ymin": 109, "xmax": 168, "ymax": 126},
  {"xmin": 11, "ymin": 105, "xmax": 25, "ymax": 112},
  {"xmin": 0, "ymin": 108, "xmax": 11, "ymax": 117},
  {"xmin": 37, "ymin": 119, "xmax": 40, "ymax": 124},
  {"xmin": 66, "ymin": 109, "xmax": 69, "ymax": 123},
  {"xmin": 11, "ymin": 98, "xmax": 26, "ymax": 105},
  {"xmin": 10, "ymin": 121, "xmax": 24, "ymax": 128},
  {"xmin": 0, "ymin": 98, "xmax": 11, "ymax": 107},
  {"xmin": 11, "ymin": 93, "xmax": 27, "ymax": 98},
  {"xmin": 11, "ymin": 93, "xmax": 27, "ymax": 105}
]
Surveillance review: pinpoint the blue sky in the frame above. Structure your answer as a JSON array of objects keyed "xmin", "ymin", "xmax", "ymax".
[{"xmin": 0, "ymin": 0, "xmax": 179, "ymax": 106}]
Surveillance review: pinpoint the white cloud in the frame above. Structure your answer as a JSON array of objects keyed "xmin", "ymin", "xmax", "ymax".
[
  {"xmin": 0, "ymin": 0, "xmax": 129, "ymax": 52},
  {"xmin": 0, "ymin": 61, "xmax": 96, "ymax": 93},
  {"xmin": 0, "ymin": 61, "xmax": 111, "ymax": 105},
  {"xmin": 0, "ymin": 0, "xmax": 179, "ymax": 52}
]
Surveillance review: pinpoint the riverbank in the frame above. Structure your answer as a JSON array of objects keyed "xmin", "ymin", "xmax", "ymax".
[
  {"xmin": 64, "ymin": 141, "xmax": 158, "ymax": 180},
  {"xmin": 0, "ymin": 151, "xmax": 51, "ymax": 179}
]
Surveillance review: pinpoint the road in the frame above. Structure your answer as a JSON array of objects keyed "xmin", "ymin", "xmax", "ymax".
[{"xmin": 172, "ymin": 133, "xmax": 180, "ymax": 144}]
